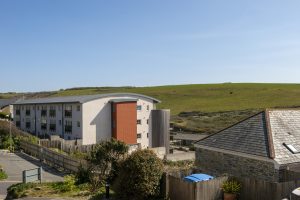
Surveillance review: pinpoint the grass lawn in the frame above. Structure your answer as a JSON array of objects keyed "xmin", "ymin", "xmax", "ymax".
[{"xmin": 7, "ymin": 179, "xmax": 114, "ymax": 200}]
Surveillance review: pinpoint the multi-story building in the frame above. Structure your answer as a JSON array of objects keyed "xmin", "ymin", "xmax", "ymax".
[{"xmin": 12, "ymin": 93, "xmax": 160, "ymax": 148}]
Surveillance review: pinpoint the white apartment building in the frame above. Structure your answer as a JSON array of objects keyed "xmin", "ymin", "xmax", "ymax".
[{"xmin": 12, "ymin": 93, "xmax": 160, "ymax": 148}]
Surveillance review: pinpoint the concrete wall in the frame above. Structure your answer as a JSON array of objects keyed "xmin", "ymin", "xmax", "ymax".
[
  {"xmin": 166, "ymin": 152, "xmax": 195, "ymax": 161},
  {"xmin": 149, "ymin": 147, "xmax": 166, "ymax": 159},
  {"xmin": 195, "ymin": 147, "xmax": 279, "ymax": 182}
]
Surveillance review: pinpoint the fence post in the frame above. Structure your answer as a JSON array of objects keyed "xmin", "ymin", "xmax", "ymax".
[
  {"xmin": 22, "ymin": 170, "xmax": 26, "ymax": 183},
  {"xmin": 38, "ymin": 167, "xmax": 43, "ymax": 183},
  {"xmin": 39, "ymin": 147, "xmax": 43, "ymax": 162}
]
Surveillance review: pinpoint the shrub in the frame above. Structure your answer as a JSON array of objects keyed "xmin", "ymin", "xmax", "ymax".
[
  {"xmin": 60, "ymin": 175, "xmax": 76, "ymax": 192},
  {"xmin": 87, "ymin": 138, "xmax": 128, "ymax": 191},
  {"xmin": 222, "ymin": 179, "xmax": 241, "ymax": 194},
  {"xmin": 189, "ymin": 145, "xmax": 196, "ymax": 151},
  {"xmin": 0, "ymin": 170, "xmax": 7, "ymax": 180},
  {"xmin": 115, "ymin": 149, "xmax": 164, "ymax": 200},
  {"xmin": 75, "ymin": 164, "xmax": 92, "ymax": 185},
  {"xmin": 7, "ymin": 183, "xmax": 36, "ymax": 199}
]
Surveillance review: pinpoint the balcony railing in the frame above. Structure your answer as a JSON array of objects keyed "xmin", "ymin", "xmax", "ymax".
[
  {"xmin": 65, "ymin": 110, "xmax": 72, "ymax": 118},
  {"xmin": 49, "ymin": 110, "xmax": 56, "ymax": 118}
]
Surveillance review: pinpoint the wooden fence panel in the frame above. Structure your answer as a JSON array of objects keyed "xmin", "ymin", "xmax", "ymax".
[
  {"xmin": 20, "ymin": 140, "xmax": 84, "ymax": 173},
  {"xmin": 168, "ymin": 175, "xmax": 195, "ymax": 200},
  {"xmin": 196, "ymin": 176, "xmax": 227, "ymax": 200},
  {"xmin": 237, "ymin": 177, "xmax": 300, "ymax": 200}
]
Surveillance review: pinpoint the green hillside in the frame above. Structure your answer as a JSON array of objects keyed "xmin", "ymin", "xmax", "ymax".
[
  {"xmin": 51, "ymin": 83, "xmax": 300, "ymax": 115},
  {"xmin": 2, "ymin": 83, "xmax": 300, "ymax": 134}
]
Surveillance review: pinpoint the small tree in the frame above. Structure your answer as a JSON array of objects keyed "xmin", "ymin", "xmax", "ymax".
[
  {"xmin": 86, "ymin": 138, "xmax": 128, "ymax": 191},
  {"xmin": 115, "ymin": 149, "xmax": 164, "ymax": 200}
]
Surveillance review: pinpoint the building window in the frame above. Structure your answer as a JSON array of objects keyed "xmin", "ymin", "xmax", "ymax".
[
  {"xmin": 16, "ymin": 109, "xmax": 20, "ymax": 116},
  {"xmin": 26, "ymin": 119, "xmax": 31, "ymax": 129},
  {"xmin": 147, "ymin": 133, "xmax": 149, "ymax": 138},
  {"xmin": 41, "ymin": 119, "xmax": 47, "ymax": 130},
  {"xmin": 147, "ymin": 105, "xmax": 150, "ymax": 111},
  {"xmin": 59, "ymin": 120, "xmax": 62, "ymax": 125},
  {"xmin": 137, "ymin": 119, "xmax": 141, "ymax": 125},
  {"xmin": 65, "ymin": 120, "xmax": 72, "ymax": 133},
  {"xmin": 147, "ymin": 119, "xmax": 149, "ymax": 124},
  {"xmin": 77, "ymin": 105, "xmax": 80, "ymax": 111},
  {"xmin": 65, "ymin": 105, "xmax": 72, "ymax": 118},
  {"xmin": 16, "ymin": 121, "xmax": 21, "ymax": 127},
  {"xmin": 25, "ymin": 107, "xmax": 30, "ymax": 116},
  {"xmin": 41, "ymin": 106, "xmax": 47, "ymax": 117},
  {"xmin": 49, "ymin": 120, "xmax": 56, "ymax": 132},
  {"xmin": 49, "ymin": 106, "xmax": 56, "ymax": 118},
  {"xmin": 137, "ymin": 133, "xmax": 142, "ymax": 139},
  {"xmin": 137, "ymin": 105, "xmax": 142, "ymax": 111},
  {"xmin": 77, "ymin": 121, "xmax": 80, "ymax": 128}
]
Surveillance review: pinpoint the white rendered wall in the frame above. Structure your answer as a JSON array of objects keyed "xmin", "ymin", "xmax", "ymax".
[
  {"xmin": 82, "ymin": 96, "xmax": 155, "ymax": 146},
  {"xmin": 136, "ymin": 99, "xmax": 154, "ymax": 149}
]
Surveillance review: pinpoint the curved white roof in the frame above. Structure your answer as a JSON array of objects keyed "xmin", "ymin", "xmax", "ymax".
[{"xmin": 13, "ymin": 93, "xmax": 161, "ymax": 105}]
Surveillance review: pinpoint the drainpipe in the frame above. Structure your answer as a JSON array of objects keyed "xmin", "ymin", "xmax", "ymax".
[
  {"xmin": 62, "ymin": 104, "xmax": 64, "ymax": 139},
  {"xmin": 35, "ymin": 104, "xmax": 37, "ymax": 137}
]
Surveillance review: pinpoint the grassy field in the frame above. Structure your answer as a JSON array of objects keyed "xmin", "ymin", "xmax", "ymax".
[
  {"xmin": 2, "ymin": 83, "xmax": 300, "ymax": 133},
  {"xmin": 49, "ymin": 83, "xmax": 300, "ymax": 115}
]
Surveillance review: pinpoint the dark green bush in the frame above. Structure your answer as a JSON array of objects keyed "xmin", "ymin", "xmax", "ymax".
[
  {"xmin": 75, "ymin": 164, "xmax": 92, "ymax": 184},
  {"xmin": 115, "ymin": 149, "xmax": 164, "ymax": 200}
]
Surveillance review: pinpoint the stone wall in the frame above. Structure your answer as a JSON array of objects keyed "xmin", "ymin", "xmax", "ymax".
[{"xmin": 195, "ymin": 147, "xmax": 279, "ymax": 182}]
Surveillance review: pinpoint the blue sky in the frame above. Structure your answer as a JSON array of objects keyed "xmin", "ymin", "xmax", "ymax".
[{"xmin": 1, "ymin": 0, "xmax": 300, "ymax": 92}]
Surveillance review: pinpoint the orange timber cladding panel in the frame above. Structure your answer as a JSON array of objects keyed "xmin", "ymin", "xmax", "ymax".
[{"xmin": 112, "ymin": 102, "xmax": 137, "ymax": 144}]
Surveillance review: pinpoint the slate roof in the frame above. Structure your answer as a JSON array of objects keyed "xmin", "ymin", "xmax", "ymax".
[
  {"xmin": 196, "ymin": 109, "xmax": 300, "ymax": 165},
  {"xmin": 196, "ymin": 112, "xmax": 270, "ymax": 157},
  {"xmin": 12, "ymin": 93, "xmax": 160, "ymax": 105},
  {"xmin": 0, "ymin": 99, "xmax": 18, "ymax": 109}
]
